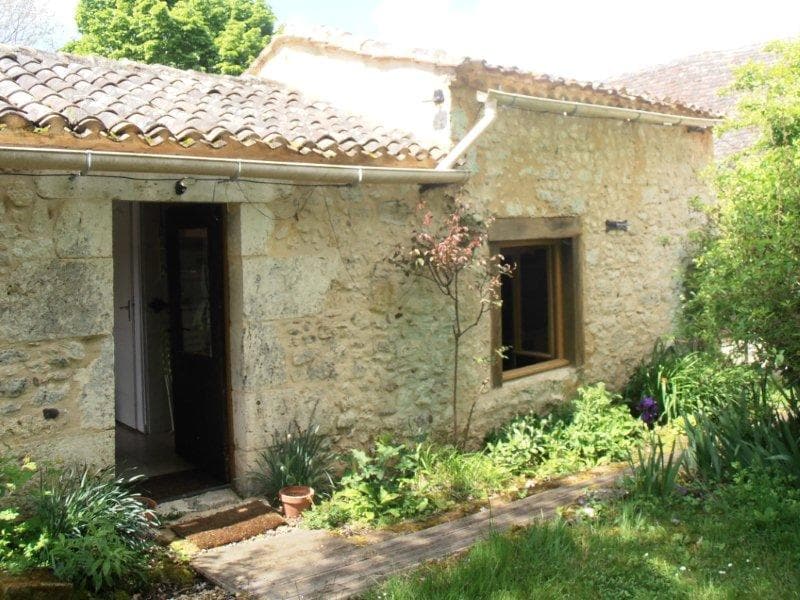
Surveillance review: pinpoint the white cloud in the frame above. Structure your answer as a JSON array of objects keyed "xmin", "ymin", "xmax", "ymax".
[{"xmin": 370, "ymin": 0, "xmax": 800, "ymax": 80}]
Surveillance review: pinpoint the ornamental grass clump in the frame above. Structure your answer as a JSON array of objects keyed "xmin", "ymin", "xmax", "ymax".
[
  {"xmin": 684, "ymin": 377, "xmax": 800, "ymax": 483},
  {"xmin": 627, "ymin": 432, "xmax": 684, "ymax": 500},
  {"xmin": 250, "ymin": 421, "xmax": 335, "ymax": 504}
]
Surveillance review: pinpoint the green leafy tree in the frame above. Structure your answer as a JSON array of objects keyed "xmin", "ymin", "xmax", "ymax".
[
  {"xmin": 685, "ymin": 40, "xmax": 800, "ymax": 372},
  {"xmin": 64, "ymin": 0, "xmax": 275, "ymax": 75}
]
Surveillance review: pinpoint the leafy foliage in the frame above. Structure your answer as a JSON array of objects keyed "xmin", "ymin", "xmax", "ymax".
[
  {"xmin": 304, "ymin": 439, "xmax": 512, "ymax": 529},
  {"xmin": 685, "ymin": 40, "xmax": 800, "ymax": 373},
  {"xmin": 305, "ymin": 440, "xmax": 432, "ymax": 528},
  {"xmin": 484, "ymin": 411, "xmax": 557, "ymax": 474},
  {"xmin": 0, "ymin": 456, "xmax": 41, "ymax": 572},
  {"xmin": 627, "ymin": 433, "xmax": 684, "ymax": 500},
  {"xmin": 623, "ymin": 339, "xmax": 758, "ymax": 421},
  {"xmin": 48, "ymin": 520, "xmax": 146, "ymax": 592},
  {"xmin": 487, "ymin": 383, "xmax": 642, "ymax": 477},
  {"xmin": 64, "ymin": 0, "xmax": 275, "ymax": 75},
  {"xmin": 250, "ymin": 422, "xmax": 335, "ymax": 504},
  {"xmin": 308, "ymin": 384, "xmax": 642, "ymax": 530}
]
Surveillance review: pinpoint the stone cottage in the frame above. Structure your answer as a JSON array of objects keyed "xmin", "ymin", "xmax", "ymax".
[{"xmin": 0, "ymin": 28, "xmax": 718, "ymax": 493}]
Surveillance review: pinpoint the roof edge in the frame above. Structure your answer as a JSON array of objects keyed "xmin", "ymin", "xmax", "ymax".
[{"xmin": 247, "ymin": 26, "xmax": 720, "ymax": 120}]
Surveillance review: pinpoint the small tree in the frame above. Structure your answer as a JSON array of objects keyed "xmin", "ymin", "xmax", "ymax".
[
  {"xmin": 393, "ymin": 201, "xmax": 509, "ymax": 442},
  {"xmin": 685, "ymin": 40, "xmax": 800, "ymax": 375},
  {"xmin": 64, "ymin": 0, "xmax": 275, "ymax": 75}
]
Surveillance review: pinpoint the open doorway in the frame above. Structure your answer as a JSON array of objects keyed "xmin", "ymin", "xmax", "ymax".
[{"xmin": 113, "ymin": 202, "xmax": 231, "ymax": 501}]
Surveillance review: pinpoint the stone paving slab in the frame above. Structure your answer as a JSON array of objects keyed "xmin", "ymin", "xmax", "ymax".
[{"xmin": 192, "ymin": 469, "xmax": 623, "ymax": 600}]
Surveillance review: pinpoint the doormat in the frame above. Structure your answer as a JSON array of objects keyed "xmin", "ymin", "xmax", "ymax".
[
  {"xmin": 135, "ymin": 469, "xmax": 225, "ymax": 503},
  {"xmin": 171, "ymin": 500, "xmax": 286, "ymax": 550}
]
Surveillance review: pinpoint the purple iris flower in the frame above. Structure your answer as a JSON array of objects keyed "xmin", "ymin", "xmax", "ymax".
[{"xmin": 637, "ymin": 396, "xmax": 660, "ymax": 425}]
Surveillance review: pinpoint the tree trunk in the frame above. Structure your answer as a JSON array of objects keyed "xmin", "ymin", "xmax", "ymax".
[{"xmin": 452, "ymin": 332, "xmax": 459, "ymax": 441}]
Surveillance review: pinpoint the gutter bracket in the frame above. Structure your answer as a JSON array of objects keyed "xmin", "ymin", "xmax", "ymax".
[
  {"xmin": 230, "ymin": 159, "xmax": 242, "ymax": 181},
  {"xmin": 80, "ymin": 150, "xmax": 92, "ymax": 176}
]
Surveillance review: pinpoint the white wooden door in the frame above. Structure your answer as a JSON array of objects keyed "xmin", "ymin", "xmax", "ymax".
[{"xmin": 113, "ymin": 202, "xmax": 146, "ymax": 432}]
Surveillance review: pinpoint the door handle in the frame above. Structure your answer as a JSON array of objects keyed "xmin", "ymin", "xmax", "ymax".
[{"xmin": 119, "ymin": 300, "xmax": 132, "ymax": 321}]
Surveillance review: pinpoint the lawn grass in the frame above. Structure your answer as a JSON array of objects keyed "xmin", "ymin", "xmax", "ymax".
[{"xmin": 365, "ymin": 471, "xmax": 800, "ymax": 599}]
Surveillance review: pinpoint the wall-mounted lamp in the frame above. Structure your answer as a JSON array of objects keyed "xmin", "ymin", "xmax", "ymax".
[
  {"xmin": 605, "ymin": 219, "xmax": 629, "ymax": 232},
  {"xmin": 175, "ymin": 178, "xmax": 190, "ymax": 195}
]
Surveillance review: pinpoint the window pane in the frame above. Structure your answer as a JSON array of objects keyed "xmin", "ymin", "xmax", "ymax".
[
  {"xmin": 518, "ymin": 248, "xmax": 550, "ymax": 357},
  {"xmin": 500, "ymin": 246, "xmax": 552, "ymax": 371},
  {"xmin": 177, "ymin": 227, "xmax": 212, "ymax": 357}
]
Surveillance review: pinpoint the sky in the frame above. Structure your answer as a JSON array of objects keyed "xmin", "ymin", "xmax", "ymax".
[{"xmin": 44, "ymin": 0, "xmax": 800, "ymax": 80}]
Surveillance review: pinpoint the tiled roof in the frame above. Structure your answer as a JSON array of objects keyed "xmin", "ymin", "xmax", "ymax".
[
  {"xmin": 608, "ymin": 42, "xmax": 779, "ymax": 156},
  {"xmin": 249, "ymin": 24, "xmax": 719, "ymax": 121},
  {"xmin": 0, "ymin": 45, "xmax": 443, "ymax": 165}
]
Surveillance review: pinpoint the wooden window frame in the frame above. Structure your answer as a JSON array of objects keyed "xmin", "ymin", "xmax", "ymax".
[{"xmin": 489, "ymin": 217, "xmax": 582, "ymax": 387}]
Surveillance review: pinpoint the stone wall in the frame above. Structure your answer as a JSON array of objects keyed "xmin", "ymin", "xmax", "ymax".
[
  {"xmin": 0, "ymin": 177, "xmax": 114, "ymax": 464},
  {"xmin": 453, "ymin": 82, "xmax": 713, "ymax": 388}
]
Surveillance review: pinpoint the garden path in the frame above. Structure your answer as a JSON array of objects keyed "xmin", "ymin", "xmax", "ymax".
[{"xmin": 191, "ymin": 467, "xmax": 623, "ymax": 599}]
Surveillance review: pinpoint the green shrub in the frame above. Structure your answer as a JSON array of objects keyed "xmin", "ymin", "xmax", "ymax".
[
  {"xmin": 305, "ymin": 440, "xmax": 513, "ymax": 529},
  {"xmin": 48, "ymin": 520, "xmax": 148, "ymax": 592},
  {"xmin": 305, "ymin": 439, "xmax": 427, "ymax": 528},
  {"xmin": 250, "ymin": 422, "xmax": 335, "ymax": 504},
  {"xmin": 413, "ymin": 445, "xmax": 511, "ymax": 506},
  {"xmin": 561, "ymin": 383, "xmax": 641, "ymax": 464},
  {"xmin": 0, "ymin": 456, "xmax": 42, "ymax": 573},
  {"xmin": 624, "ymin": 339, "xmax": 758, "ymax": 421},
  {"xmin": 485, "ymin": 412, "xmax": 562, "ymax": 475},
  {"xmin": 309, "ymin": 383, "xmax": 639, "ymax": 530},
  {"xmin": 487, "ymin": 383, "xmax": 641, "ymax": 477}
]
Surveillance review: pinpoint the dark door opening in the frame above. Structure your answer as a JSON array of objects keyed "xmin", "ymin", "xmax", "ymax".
[
  {"xmin": 114, "ymin": 202, "xmax": 230, "ymax": 502},
  {"xmin": 166, "ymin": 204, "xmax": 229, "ymax": 481}
]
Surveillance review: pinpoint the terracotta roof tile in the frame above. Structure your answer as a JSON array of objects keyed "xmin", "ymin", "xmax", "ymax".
[
  {"xmin": 608, "ymin": 42, "xmax": 782, "ymax": 156},
  {"xmin": 0, "ymin": 44, "xmax": 440, "ymax": 164}
]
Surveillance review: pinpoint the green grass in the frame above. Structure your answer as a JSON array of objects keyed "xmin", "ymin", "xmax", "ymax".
[{"xmin": 365, "ymin": 472, "xmax": 800, "ymax": 599}]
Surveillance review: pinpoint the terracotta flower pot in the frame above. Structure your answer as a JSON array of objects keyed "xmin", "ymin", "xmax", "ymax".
[{"xmin": 279, "ymin": 485, "xmax": 315, "ymax": 518}]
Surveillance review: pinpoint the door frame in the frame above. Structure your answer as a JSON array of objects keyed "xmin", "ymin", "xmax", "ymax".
[{"xmin": 220, "ymin": 207, "xmax": 236, "ymax": 483}]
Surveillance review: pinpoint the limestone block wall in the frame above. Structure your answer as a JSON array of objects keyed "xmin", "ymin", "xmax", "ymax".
[
  {"xmin": 223, "ymin": 182, "xmax": 587, "ymax": 488},
  {"xmin": 0, "ymin": 176, "xmax": 114, "ymax": 464}
]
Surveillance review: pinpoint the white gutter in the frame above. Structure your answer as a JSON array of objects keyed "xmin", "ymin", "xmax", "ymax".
[
  {"xmin": 0, "ymin": 145, "xmax": 470, "ymax": 185},
  {"xmin": 436, "ymin": 98, "xmax": 497, "ymax": 171},
  {"xmin": 486, "ymin": 89, "xmax": 722, "ymax": 129}
]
